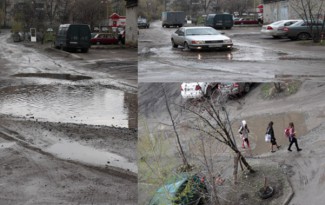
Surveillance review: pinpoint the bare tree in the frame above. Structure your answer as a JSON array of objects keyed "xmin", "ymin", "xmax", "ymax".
[
  {"xmin": 180, "ymin": 92, "xmax": 255, "ymax": 184},
  {"xmin": 72, "ymin": 0, "xmax": 104, "ymax": 29},
  {"xmin": 291, "ymin": 0, "xmax": 325, "ymax": 42},
  {"xmin": 162, "ymin": 85, "xmax": 191, "ymax": 171},
  {"xmin": 44, "ymin": 0, "xmax": 61, "ymax": 27}
]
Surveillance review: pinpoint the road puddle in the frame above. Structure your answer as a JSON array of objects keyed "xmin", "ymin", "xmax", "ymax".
[
  {"xmin": 13, "ymin": 73, "xmax": 92, "ymax": 81},
  {"xmin": 0, "ymin": 85, "xmax": 135, "ymax": 128},
  {"xmin": 45, "ymin": 140, "xmax": 137, "ymax": 173}
]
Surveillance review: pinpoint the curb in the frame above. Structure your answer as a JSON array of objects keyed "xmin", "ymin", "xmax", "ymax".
[{"xmin": 283, "ymin": 175, "xmax": 294, "ymax": 205}]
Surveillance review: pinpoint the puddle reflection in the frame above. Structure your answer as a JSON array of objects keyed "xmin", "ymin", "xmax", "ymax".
[{"xmin": 0, "ymin": 85, "xmax": 135, "ymax": 128}]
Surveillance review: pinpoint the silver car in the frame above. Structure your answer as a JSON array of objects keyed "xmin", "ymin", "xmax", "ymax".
[
  {"xmin": 181, "ymin": 82, "xmax": 218, "ymax": 99},
  {"xmin": 261, "ymin": 19, "xmax": 301, "ymax": 38},
  {"xmin": 171, "ymin": 26, "xmax": 233, "ymax": 50}
]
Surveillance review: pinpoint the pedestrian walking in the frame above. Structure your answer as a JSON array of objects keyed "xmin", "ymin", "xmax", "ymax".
[
  {"xmin": 266, "ymin": 121, "xmax": 280, "ymax": 153},
  {"xmin": 286, "ymin": 122, "xmax": 302, "ymax": 152},
  {"xmin": 238, "ymin": 120, "xmax": 250, "ymax": 149}
]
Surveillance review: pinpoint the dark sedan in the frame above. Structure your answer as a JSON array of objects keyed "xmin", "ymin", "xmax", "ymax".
[{"xmin": 283, "ymin": 20, "xmax": 324, "ymax": 40}]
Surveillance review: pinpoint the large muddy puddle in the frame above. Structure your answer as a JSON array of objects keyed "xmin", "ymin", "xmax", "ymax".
[
  {"xmin": 0, "ymin": 85, "xmax": 136, "ymax": 128},
  {"xmin": 45, "ymin": 140, "xmax": 137, "ymax": 173}
]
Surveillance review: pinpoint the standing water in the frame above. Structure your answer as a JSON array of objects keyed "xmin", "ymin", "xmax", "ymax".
[{"xmin": 0, "ymin": 85, "xmax": 134, "ymax": 128}]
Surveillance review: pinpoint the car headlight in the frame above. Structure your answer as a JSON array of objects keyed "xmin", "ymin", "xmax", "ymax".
[
  {"xmin": 191, "ymin": 40, "xmax": 205, "ymax": 44},
  {"xmin": 223, "ymin": 39, "xmax": 232, "ymax": 43}
]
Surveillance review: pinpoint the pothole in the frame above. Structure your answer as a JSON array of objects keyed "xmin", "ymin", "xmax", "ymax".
[{"xmin": 12, "ymin": 73, "xmax": 92, "ymax": 81}]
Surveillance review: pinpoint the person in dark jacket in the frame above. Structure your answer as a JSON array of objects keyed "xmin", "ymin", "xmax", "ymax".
[
  {"xmin": 266, "ymin": 121, "xmax": 280, "ymax": 153},
  {"xmin": 287, "ymin": 122, "xmax": 302, "ymax": 152}
]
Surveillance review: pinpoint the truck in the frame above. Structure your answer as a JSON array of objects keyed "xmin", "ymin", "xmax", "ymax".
[
  {"xmin": 162, "ymin": 11, "xmax": 186, "ymax": 28},
  {"xmin": 205, "ymin": 14, "xmax": 234, "ymax": 29}
]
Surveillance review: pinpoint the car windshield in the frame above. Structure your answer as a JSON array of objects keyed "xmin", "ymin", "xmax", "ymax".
[
  {"xmin": 138, "ymin": 19, "xmax": 147, "ymax": 23},
  {"xmin": 271, "ymin": 21, "xmax": 285, "ymax": 26},
  {"xmin": 186, "ymin": 28, "xmax": 220, "ymax": 36}
]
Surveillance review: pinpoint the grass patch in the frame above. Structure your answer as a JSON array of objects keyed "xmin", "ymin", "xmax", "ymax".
[{"xmin": 260, "ymin": 81, "xmax": 302, "ymax": 99}]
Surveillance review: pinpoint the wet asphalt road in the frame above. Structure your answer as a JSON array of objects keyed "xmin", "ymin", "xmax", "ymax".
[
  {"xmin": 138, "ymin": 21, "xmax": 325, "ymax": 82},
  {"xmin": 0, "ymin": 30, "xmax": 137, "ymax": 128},
  {"xmin": 0, "ymin": 30, "xmax": 137, "ymax": 203}
]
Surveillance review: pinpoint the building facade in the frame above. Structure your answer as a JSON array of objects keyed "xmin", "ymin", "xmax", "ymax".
[{"xmin": 263, "ymin": 0, "xmax": 324, "ymax": 24}]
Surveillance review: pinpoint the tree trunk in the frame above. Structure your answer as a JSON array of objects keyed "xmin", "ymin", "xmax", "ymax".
[
  {"xmin": 238, "ymin": 152, "xmax": 255, "ymax": 173},
  {"xmin": 233, "ymin": 154, "xmax": 238, "ymax": 184}
]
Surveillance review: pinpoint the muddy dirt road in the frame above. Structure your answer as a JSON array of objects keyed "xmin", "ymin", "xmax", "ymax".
[
  {"xmin": 138, "ymin": 21, "xmax": 325, "ymax": 82},
  {"xmin": 138, "ymin": 81, "xmax": 325, "ymax": 204},
  {"xmin": 0, "ymin": 30, "xmax": 137, "ymax": 204}
]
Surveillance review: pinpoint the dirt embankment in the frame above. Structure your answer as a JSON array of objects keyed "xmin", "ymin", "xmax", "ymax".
[{"xmin": 0, "ymin": 116, "xmax": 138, "ymax": 204}]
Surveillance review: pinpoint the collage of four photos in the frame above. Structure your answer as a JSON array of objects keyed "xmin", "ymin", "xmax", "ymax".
[{"xmin": 0, "ymin": 0, "xmax": 325, "ymax": 204}]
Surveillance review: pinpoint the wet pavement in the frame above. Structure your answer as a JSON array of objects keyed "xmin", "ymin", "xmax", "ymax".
[
  {"xmin": 0, "ymin": 29, "xmax": 138, "ymax": 204},
  {"xmin": 138, "ymin": 21, "xmax": 325, "ymax": 82},
  {"xmin": 45, "ymin": 139, "xmax": 137, "ymax": 173},
  {"xmin": 0, "ymin": 31, "xmax": 137, "ymax": 128}
]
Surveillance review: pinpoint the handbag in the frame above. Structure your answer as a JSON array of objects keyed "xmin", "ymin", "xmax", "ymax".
[{"xmin": 265, "ymin": 134, "xmax": 271, "ymax": 142}]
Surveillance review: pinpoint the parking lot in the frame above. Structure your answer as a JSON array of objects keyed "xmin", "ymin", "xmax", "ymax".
[{"xmin": 138, "ymin": 21, "xmax": 325, "ymax": 82}]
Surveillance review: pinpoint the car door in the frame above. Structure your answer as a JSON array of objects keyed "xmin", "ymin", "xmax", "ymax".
[{"xmin": 174, "ymin": 28, "xmax": 185, "ymax": 45}]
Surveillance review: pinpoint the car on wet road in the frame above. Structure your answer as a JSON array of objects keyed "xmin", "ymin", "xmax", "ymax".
[
  {"xmin": 171, "ymin": 26, "xmax": 233, "ymax": 50},
  {"xmin": 148, "ymin": 173, "xmax": 208, "ymax": 205},
  {"xmin": 181, "ymin": 82, "xmax": 218, "ymax": 99},
  {"xmin": 283, "ymin": 20, "xmax": 324, "ymax": 40},
  {"xmin": 261, "ymin": 19, "xmax": 301, "ymax": 38}
]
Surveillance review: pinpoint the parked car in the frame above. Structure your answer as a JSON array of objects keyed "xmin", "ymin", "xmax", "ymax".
[
  {"xmin": 138, "ymin": 18, "xmax": 150, "ymax": 29},
  {"xmin": 181, "ymin": 82, "xmax": 218, "ymax": 99},
  {"xmin": 234, "ymin": 18, "xmax": 259, "ymax": 25},
  {"xmin": 54, "ymin": 24, "xmax": 91, "ymax": 53},
  {"xmin": 148, "ymin": 173, "xmax": 208, "ymax": 205},
  {"xmin": 205, "ymin": 13, "xmax": 233, "ymax": 29},
  {"xmin": 261, "ymin": 19, "xmax": 301, "ymax": 38},
  {"xmin": 90, "ymin": 33, "xmax": 118, "ymax": 45},
  {"xmin": 283, "ymin": 20, "xmax": 324, "ymax": 40},
  {"xmin": 218, "ymin": 83, "xmax": 251, "ymax": 96},
  {"xmin": 171, "ymin": 27, "xmax": 233, "ymax": 50},
  {"xmin": 12, "ymin": 32, "xmax": 22, "ymax": 42}
]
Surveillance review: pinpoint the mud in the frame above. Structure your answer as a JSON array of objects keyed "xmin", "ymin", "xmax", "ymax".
[{"xmin": 0, "ymin": 133, "xmax": 137, "ymax": 205}]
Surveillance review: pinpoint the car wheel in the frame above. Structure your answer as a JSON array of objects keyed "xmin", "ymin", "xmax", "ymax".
[
  {"xmin": 298, "ymin": 32, "xmax": 311, "ymax": 40},
  {"xmin": 244, "ymin": 83, "xmax": 250, "ymax": 93},
  {"xmin": 171, "ymin": 39, "xmax": 178, "ymax": 48},
  {"xmin": 184, "ymin": 42, "xmax": 190, "ymax": 50},
  {"xmin": 96, "ymin": 42, "xmax": 100, "ymax": 45},
  {"xmin": 205, "ymin": 86, "xmax": 212, "ymax": 98}
]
